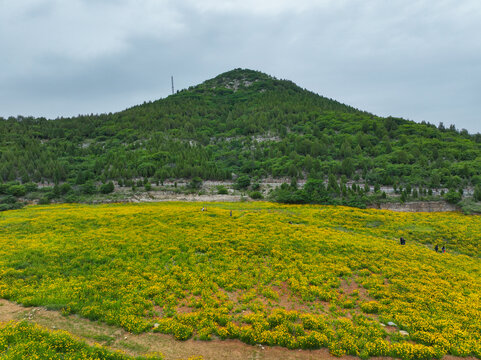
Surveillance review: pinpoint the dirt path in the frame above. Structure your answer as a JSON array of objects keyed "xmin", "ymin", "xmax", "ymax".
[{"xmin": 0, "ymin": 299, "xmax": 476, "ymax": 360}]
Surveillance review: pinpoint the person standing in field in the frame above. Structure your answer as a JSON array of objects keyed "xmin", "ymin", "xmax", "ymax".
[
  {"xmin": 442, "ymin": 245, "xmax": 446, "ymax": 253},
  {"xmin": 435, "ymin": 244, "xmax": 439, "ymax": 252}
]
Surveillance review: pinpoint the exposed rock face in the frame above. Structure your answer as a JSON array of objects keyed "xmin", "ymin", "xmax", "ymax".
[{"xmin": 369, "ymin": 201, "xmax": 459, "ymax": 212}]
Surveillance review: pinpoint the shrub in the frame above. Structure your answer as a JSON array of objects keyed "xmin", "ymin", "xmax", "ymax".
[
  {"xmin": 217, "ymin": 185, "xmax": 228, "ymax": 195},
  {"xmin": 7, "ymin": 185, "xmax": 26, "ymax": 197},
  {"xmin": 100, "ymin": 181, "xmax": 114, "ymax": 194},
  {"xmin": 82, "ymin": 181, "xmax": 97, "ymax": 195},
  {"xmin": 38, "ymin": 197, "xmax": 50, "ymax": 205},
  {"xmin": 235, "ymin": 175, "xmax": 251, "ymax": 190},
  {"xmin": 59, "ymin": 183, "xmax": 72, "ymax": 195},
  {"xmin": 0, "ymin": 195, "xmax": 17, "ymax": 204},
  {"xmin": 0, "ymin": 183, "xmax": 9, "ymax": 194},
  {"xmin": 444, "ymin": 189, "xmax": 461, "ymax": 204},
  {"xmin": 64, "ymin": 194, "xmax": 79, "ymax": 203},
  {"xmin": 24, "ymin": 182, "xmax": 38, "ymax": 193},
  {"xmin": 189, "ymin": 177, "xmax": 203, "ymax": 190},
  {"xmin": 0, "ymin": 203, "xmax": 24, "ymax": 211},
  {"xmin": 474, "ymin": 185, "xmax": 481, "ymax": 202},
  {"xmin": 249, "ymin": 191, "xmax": 263, "ymax": 199}
]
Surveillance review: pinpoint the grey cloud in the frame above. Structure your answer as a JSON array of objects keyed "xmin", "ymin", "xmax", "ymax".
[{"xmin": 0, "ymin": 0, "xmax": 480, "ymax": 133}]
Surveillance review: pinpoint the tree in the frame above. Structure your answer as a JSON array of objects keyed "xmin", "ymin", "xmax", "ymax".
[
  {"xmin": 341, "ymin": 158, "xmax": 354, "ymax": 177},
  {"xmin": 7, "ymin": 185, "xmax": 26, "ymax": 197},
  {"xmin": 444, "ymin": 189, "xmax": 461, "ymax": 204},
  {"xmin": 249, "ymin": 191, "xmax": 263, "ymax": 199},
  {"xmin": 474, "ymin": 185, "xmax": 481, "ymax": 202},
  {"xmin": 412, "ymin": 188, "xmax": 418, "ymax": 198},
  {"xmin": 217, "ymin": 185, "xmax": 228, "ymax": 195},
  {"xmin": 189, "ymin": 177, "xmax": 203, "ymax": 189},
  {"xmin": 82, "ymin": 181, "xmax": 97, "ymax": 195},
  {"xmin": 328, "ymin": 173, "xmax": 340, "ymax": 195},
  {"xmin": 235, "ymin": 175, "xmax": 250, "ymax": 190},
  {"xmin": 100, "ymin": 181, "xmax": 115, "ymax": 194},
  {"xmin": 364, "ymin": 183, "xmax": 370, "ymax": 193}
]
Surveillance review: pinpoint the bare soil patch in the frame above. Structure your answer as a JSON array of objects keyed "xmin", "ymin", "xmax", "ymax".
[{"xmin": 340, "ymin": 277, "xmax": 373, "ymax": 302}]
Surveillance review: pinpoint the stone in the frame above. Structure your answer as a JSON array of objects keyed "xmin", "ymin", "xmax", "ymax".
[
  {"xmin": 399, "ymin": 330, "xmax": 409, "ymax": 336},
  {"xmin": 387, "ymin": 321, "xmax": 397, "ymax": 327},
  {"xmin": 153, "ymin": 323, "xmax": 159, "ymax": 328}
]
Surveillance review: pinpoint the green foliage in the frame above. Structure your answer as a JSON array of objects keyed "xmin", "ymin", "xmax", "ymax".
[
  {"xmin": 24, "ymin": 182, "xmax": 38, "ymax": 192},
  {"xmin": 474, "ymin": 185, "xmax": 481, "ymax": 202},
  {"xmin": 0, "ymin": 194, "xmax": 23, "ymax": 211},
  {"xmin": 217, "ymin": 185, "xmax": 228, "ymax": 195},
  {"xmin": 100, "ymin": 181, "xmax": 115, "ymax": 194},
  {"xmin": 0, "ymin": 203, "xmax": 24, "ymax": 212},
  {"xmin": 81, "ymin": 181, "xmax": 97, "ymax": 195},
  {"xmin": 0, "ymin": 68, "xmax": 480, "ymax": 202},
  {"xmin": 38, "ymin": 197, "xmax": 50, "ymax": 205},
  {"xmin": 249, "ymin": 191, "xmax": 263, "ymax": 199},
  {"xmin": 444, "ymin": 189, "xmax": 462, "ymax": 204},
  {"xmin": 189, "ymin": 177, "xmax": 203, "ymax": 189},
  {"xmin": 235, "ymin": 175, "xmax": 251, "ymax": 190},
  {"xmin": 7, "ymin": 185, "xmax": 26, "ymax": 197},
  {"xmin": 270, "ymin": 179, "xmax": 369, "ymax": 207}
]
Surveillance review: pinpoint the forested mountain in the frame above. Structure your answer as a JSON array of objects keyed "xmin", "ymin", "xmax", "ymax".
[{"xmin": 1, "ymin": 68, "xmax": 481, "ymax": 207}]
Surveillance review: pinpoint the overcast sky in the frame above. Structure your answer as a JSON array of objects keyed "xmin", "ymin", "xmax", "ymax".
[{"xmin": 1, "ymin": 0, "xmax": 480, "ymax": 133}]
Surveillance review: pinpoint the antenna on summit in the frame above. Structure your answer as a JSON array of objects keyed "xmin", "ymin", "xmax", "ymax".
[{"xmin": 171, "ymin": 76, "xmax": 174, "ymax": 95}]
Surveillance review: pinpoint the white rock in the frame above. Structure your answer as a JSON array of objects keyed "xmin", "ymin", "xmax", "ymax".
[
  {"xmin": 153, "ymin": 323, "xmax": 159, "ymax": 328},
  {"xmin": 387, "ymin": 321, "xmax": 397, "ymax": 327},
  {"xmin": 399, "ymin": 330, "xmax": 409, "ymax": 336}
]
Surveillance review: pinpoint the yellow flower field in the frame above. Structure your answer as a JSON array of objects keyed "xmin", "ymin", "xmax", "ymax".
[
  {"xmin": 0, "ymin": 321, "xmax": 164, "ymax": 359},
  {"xmin": 0, "ymin": 202, "xmax": 480, "ymax": 359}
]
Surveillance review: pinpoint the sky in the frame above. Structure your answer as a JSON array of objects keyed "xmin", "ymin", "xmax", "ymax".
[{"xmin": 1, "ymin": 0, "xmax": 480, "ymax": 134}]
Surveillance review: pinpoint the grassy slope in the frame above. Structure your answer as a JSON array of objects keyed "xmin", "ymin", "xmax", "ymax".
[
  {"xmin": 0, "ymin": 321, "xmax": 165, "ymax": 360},
  {"xmin": 0, "ymin": 203, "xmax": 480, "ymax": 359}
]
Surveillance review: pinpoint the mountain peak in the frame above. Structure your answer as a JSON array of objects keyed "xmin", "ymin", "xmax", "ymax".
[{"xmin": 203, "ymin": 68, "xmax": 273, "ymax": 92}]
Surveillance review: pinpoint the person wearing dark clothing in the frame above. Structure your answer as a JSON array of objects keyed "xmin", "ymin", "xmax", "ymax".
[
  {"xmin": 230, "ymin": 210, "xmax": 232, "ymax": 217},
  {"xmin": 400, "ymin": 237, "xmax": 405, "ymax": 245},
  {"xmin": 442, "ymin": 245, "xmax": 446, "ymax": 253},
  {"xmin": 435, "ymin": 244, "xmax": 439, "ymax": 252}
]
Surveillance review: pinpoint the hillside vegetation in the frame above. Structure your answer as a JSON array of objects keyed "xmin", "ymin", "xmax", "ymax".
[
  {"xmin": 0, "ymin": 203, "xmax": 480, "ymax": 359},
  {"xmin": 0, "ymin": 321, "xmax": 165, "ymax": 360},
  {"xmin": 1, "ymin": 69, "xmax": 481, "ymax": 208}
]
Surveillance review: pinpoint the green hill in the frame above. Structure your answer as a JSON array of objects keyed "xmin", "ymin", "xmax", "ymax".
[{"xmin": 1, "ymin": 68, "xmax": 481, "ymax": 207}]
